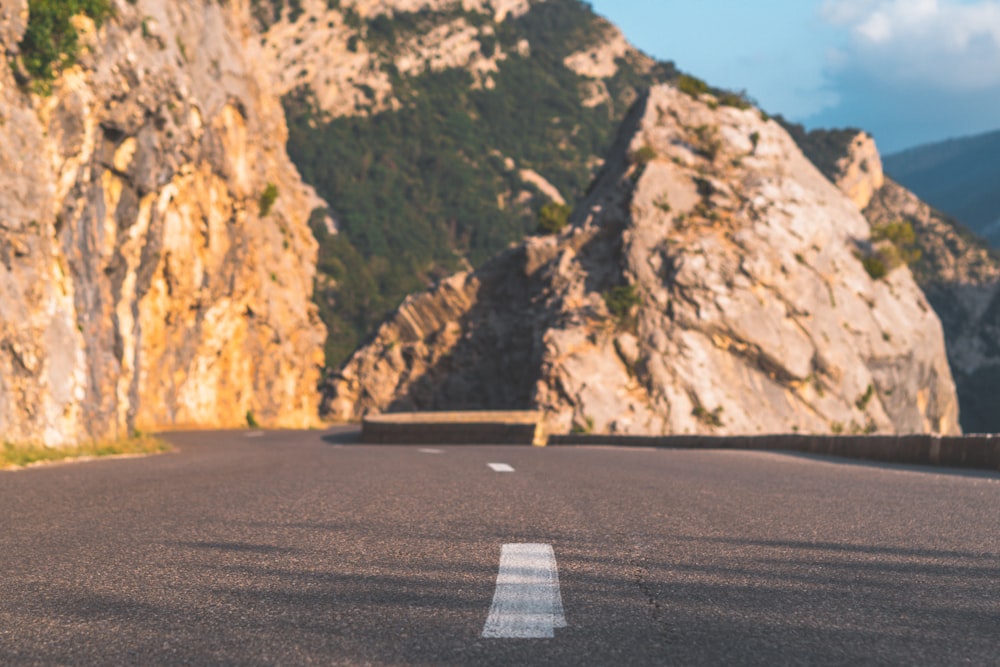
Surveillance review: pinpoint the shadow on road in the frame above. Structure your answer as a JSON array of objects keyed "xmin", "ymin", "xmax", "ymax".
[
  {"xmin": 320, "ymin": 428, "xmax": 362, "ymax": 446},
  {"xmin": 5, "ymin": 527, "xmax": 998, "ymax": 665}
]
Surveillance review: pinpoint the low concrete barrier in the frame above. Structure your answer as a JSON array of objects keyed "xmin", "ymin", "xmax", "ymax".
[
  {"xmin": 359, "ymin": 410, "xmax": 999, "ymax": 470},
  {"xmin": 362, "ymin": 411, "xmax": 547, "ymax": 446},
  {"xmin": 549, "ymin": 433, "xmax": 1000, "ymax": 471}
]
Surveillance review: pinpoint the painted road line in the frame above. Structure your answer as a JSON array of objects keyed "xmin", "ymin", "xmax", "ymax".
[
  {"xmin": 481, "ymin": 543, "xmax": 566, "ymax": 639},
  {"xmin": 419, "ymin": 448, "xmax": 445, "ymax": 454},
  {"xmin": 488, "ymin": 463, "xmax": 515, "ymax": 472},
  {"xmin": 245, "ymin": 432, "xmax": 265, "ymax": 438}
]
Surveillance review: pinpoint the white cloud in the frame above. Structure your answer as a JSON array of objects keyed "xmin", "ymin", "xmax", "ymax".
[
  {"xmin": 856, "ymin": 12, "xmax": 894, "ymax": 42},
  {"xmin": 820, "ymin": 0, "xmax": 1000, "ymax": 89}
]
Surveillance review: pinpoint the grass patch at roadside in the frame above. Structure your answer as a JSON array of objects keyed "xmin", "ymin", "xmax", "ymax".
[{"xmin": 0, "ymin": 435, "xmax": 170, "ymax": 470}]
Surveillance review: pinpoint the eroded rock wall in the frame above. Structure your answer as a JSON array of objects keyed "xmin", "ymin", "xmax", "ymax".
[
  {"xmin": 834, "ymin": 132, "xmax": 884, "ymax": 210},
  {"xmin": 790, "ymin": 123, "xmax": 1000, "ymax": 433},
  {"xmin": 325, "ymin": 85, "xmax": 960, "ymax": 435},
  {"xmin": 260, "ymin": 0, "xmax": 550, "ymax": 118},
  {"xmin": 0, "ymin": 0, "xmax": 325, "ymax": 445},
  {"xmin": 864, "ymin": 180, "xmax": 1000, "ymax": 433}
]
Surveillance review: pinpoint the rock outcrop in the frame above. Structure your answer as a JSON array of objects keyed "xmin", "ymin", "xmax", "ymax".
[
  {"xmin": 260, "ymin": 0, "xmax": 536, "ymax": 118},
  {"xmin": 788, "ymin": 122, "xmax": 1000, "ymax": 433},
  {"xmin": 865, "ymin": 181, "xmax": 1000, "ymax": 433},
  {"xmin": 833, "ymin": 133, "xmax": 884, "ymax": 210},
  {"xmin": 276, "ymin": 0, "xmax": 677, "ymax": 368},
  {"xmin": 778, "ymin": 123, "xmax": 884, "ymax": 210},
  {"xmin": 1, "ymin": 0, "xmax": 325, "ymax": 445},
  {"xmin": 563, "ymin": 20, "xmax": 638, "ymax": 80},
  {"xmin": 325, "ymin": 84, "xmax": 960, "ymax": 436}
]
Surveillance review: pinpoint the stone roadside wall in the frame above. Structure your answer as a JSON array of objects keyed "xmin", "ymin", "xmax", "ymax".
[
  {"xmin": 358, "ymin": 409, "xmax": 998, "ymax": 471},
  {"xmin": 361, "ymin": 412, "xmax": 546, "ymax": 446},
  {"xmin": 361, "ymin": 422, "xmax": 544, "ymax": 446},
  {"xmin": 550, "ymin": 433, "xmax": 1000, "ymax": 471}
]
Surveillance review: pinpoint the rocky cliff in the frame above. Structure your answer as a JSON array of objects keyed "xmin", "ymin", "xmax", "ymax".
[
  {"xmin": 266, "ymin": 0, "xmax": 678, "ymax": 367},
  {"xmin": 260, "ymin": 0, "xmax": 535, "ymax": 119},
  {"xmin": 787, "ymin": 123, "xmax": 1000, "ymax": 434},
  {"xmin": 778, "ymin": 123, "xmax": 883, "ymax": 210},
  {"xmin": 864, "ymin": 180, "xmax": 1000, "ymax": 433},
  {"xmin": 259, "ymin": 0, "xmax": 647, "ymax": 120},
  {"xmin": 1, "ymin": 0, "xmax": 325, "ymax": 445},
  {"xmin": 325, "ymin": 84, "xmax": 960, "ymax": 436}
]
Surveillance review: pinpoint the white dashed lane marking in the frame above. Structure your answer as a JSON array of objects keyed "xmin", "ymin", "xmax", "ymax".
[
  {"xmin": 481, "ymin": 543, "xmax": 566, "ymax": 639},
  {"xmin": 419, "ymin": 449, "xmax": 445, "ymax": 454},
  {"xmin": 488, "ymin": 463, "xmax": 515, "ymax": 473}
]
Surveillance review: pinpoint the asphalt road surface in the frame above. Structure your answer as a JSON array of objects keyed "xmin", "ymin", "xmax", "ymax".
[{"xmin": 1, "ymin": 429, "xmax": 998, "ymax": 665}]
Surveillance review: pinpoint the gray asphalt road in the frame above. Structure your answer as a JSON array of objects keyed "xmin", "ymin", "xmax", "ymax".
[{"xmin": 1, "ymin": 429, "xmax": 998, "ymax": 665}]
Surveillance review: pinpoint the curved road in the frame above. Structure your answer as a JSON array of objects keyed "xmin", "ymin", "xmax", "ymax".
[{"xmin": 1, "ymin": 429, "xmax": 998, "ymax": 665}]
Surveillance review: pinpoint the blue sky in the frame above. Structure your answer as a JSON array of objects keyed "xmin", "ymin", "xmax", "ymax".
[{"xmin": 589, "ymin": 0, "xmax": 1000, "ymax": 153}]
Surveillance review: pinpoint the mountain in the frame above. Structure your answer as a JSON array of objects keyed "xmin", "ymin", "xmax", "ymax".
[
  {"xmin": 883, "ymin": 130, "xmax": 1000, "ymax": 246},
  {"xmin": 257, "ymin": 0, "xmax": 682, "ymax": 366},
  {"xmin": 324, "ymin": 85, "xmax": 960, "ymax": 436},
  {"xmin": 1, "ymin": 0, "xmax": 992, "ymax": 443},
  {"xmin": 0, "ymin": 0, "xmax": 325, "ymax": 445},
  {"xmin": 782, "ymin": 123, "xmax": 1000, "ymax": 434},
  {"xmin": 864, "ymin": 179, "xmax": 1000, "ymax": 434}
]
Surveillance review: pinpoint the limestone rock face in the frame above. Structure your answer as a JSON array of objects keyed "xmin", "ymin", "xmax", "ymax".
[
  {"xmin": 0, "ymin": 0, "xmax": 27, "ymax": 50},
  {"xmin": 562, "ymin": 19, "xmax": 653, "ymax": 109},
  {"xmin": 326, "ymin": 85, "xmax": 960, "ymax": 436},
  {"xmin": 779, "ymin": 123, "xmax": 884, "ymax": 211},
  {"xmin": 563, "ymin": 22, "xmax": 633, "ymax": 79},
  {"xmin": 787, "ymin": 124, "xmax": 1000, "ymax": 433},
  {"xmin": 864, "ymin": 179, "xmax": 1000, "ymax": 433},
  {"xmin": 260, "ymin": 0, "xmax": 541, "ymax": 118},
  {"xmin": 832, "ymin": 132, "xmax": 884, "ymax": 210},
  {"xmin": 0, "ymin": 0, "xmax": 325, "ymax": 445}
]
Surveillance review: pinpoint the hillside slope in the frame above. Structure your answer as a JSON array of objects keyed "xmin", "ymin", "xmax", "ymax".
[
  {"xmin": 0, "ymin": 0, "xmax": 325, "ymax": 445},
  {"xmin": 884, "ymin": 130, "xmax": 1000, "ymax": 245},
  {"xmin": 325, "ymin": 85, "xmax": 960, "ymax": 436},
  {"xmin": 258, "ymin": 0, "xmax": 682, "ymax": 366}
]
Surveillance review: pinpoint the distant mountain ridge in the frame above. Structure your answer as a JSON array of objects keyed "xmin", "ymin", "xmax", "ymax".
[{"xmin": 884, "ymin": 129, "xmax": 1000, "ymax": 246}]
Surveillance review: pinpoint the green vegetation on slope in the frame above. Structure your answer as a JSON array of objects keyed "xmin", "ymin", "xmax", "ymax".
[
  {"xmin": 284, "ymin": 0, "xmax": 677, "ymax": 368},
  {"xmin": 861, "ymin": 220, "xmax": 923, "ymax": 281},
  {"xmin": 603, "ymin": 284, "xmax": 642, "ymax": 331},
  {"xmin": 537, "ymin": 203, "xmax": 572, "ymax": 235},
  {"xmin": 15, "ymin": 0, "xmax": 112, "ymax": 94}
]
